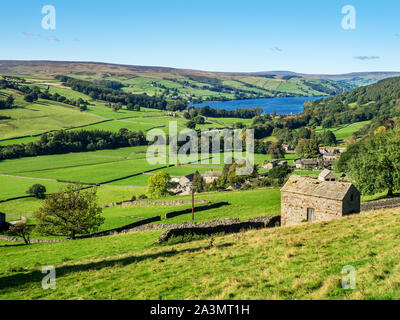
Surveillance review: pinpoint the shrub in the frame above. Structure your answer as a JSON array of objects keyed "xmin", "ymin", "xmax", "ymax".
[{"xmin": 26, "ymin": 184, "xmax": 47, "ymax": 199}]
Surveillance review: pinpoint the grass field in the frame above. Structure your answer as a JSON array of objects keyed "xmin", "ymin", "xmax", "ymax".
[
  {"xmin": 0, "ymin": 207, "xmax": 399, "ymax": 299},
  {"xmin": 0, "ymin": 91, "xmax": 106, "ymax": 140},
  {"xmin": 314, "ymin": 121, "xmax": 371, "ymax": 143}
]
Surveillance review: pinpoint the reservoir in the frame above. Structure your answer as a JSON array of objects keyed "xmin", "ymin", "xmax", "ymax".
[{"xmin": 190, "ymin": 96, "xmax": 326, "ymax": 114}]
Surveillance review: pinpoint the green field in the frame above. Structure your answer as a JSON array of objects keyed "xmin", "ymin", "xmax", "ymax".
[
  {"xmin": 314, "ymin": 121, "xmax": 371, "ymax": 143},
  {"xmin": 0, "ymin": 89, "xmax": 105, "ymax": 140}
]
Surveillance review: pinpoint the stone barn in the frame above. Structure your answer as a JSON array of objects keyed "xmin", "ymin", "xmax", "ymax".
[{"xmin": 281, "ymin": 175, "xmax": 360, "ymax": 226}]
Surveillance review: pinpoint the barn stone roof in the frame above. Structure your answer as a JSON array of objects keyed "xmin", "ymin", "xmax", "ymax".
[
  {"xmin": 281, "ymin": 175, "xmax": 354, "ymax": 201},
  {"xmin": 319, "ymin": 169, "xmax": 334, "ymax": 179},
  {"xmin": 202, "ymin": 171, "xmax": 222, "ymax": 178}
]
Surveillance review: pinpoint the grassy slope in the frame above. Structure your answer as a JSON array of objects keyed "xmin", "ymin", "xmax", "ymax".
[
  {"xmin": 0, "ymin": 75, "xmax": 254, "ymax": 143},
  {"xmin": 314, "ymin": 120, "xmax": 371, "ymax": 143},
  {"xmin": 0, "ymin": 208, "xmax": 399, "ymax": 299},
  {"xmin": 0, "ymin": 89, "xmax": 105, "ymax": 140}
]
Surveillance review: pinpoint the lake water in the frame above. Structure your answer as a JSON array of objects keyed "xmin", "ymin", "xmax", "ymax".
[{"xmin": 190, "ymin": 96, "xmax": 326, "ymax": 115}]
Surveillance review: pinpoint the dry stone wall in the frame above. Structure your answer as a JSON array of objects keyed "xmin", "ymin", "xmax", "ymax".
[{"xmin": 157, "ymin": 216, "xmax": 281, "ymax": 243}]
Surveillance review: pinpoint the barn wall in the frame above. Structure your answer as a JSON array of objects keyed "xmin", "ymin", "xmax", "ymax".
[
  {"xmin": 342, "ymin": 186, "xmax": 361, "ymax": 215},
  {"xmin": 281, "ymin": 192, "xmax": 343, "ymax": 226}
]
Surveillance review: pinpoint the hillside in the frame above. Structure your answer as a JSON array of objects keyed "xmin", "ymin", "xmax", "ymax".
[
  {"xmin": 1, "ymin": 207, "xmax": 399, "ymax": 299},
  {"xmin": 303, "ymin": 76, "xmax": 400, "ymax": 130},
  {"xmin": 0, "ymin": 60, "xmax": 368, "ymax": 103}
]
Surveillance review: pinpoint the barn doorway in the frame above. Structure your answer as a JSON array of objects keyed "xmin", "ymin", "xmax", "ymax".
[{"xmin": 307, "ymin": 208, "xmax": 315, "ymax": 222}]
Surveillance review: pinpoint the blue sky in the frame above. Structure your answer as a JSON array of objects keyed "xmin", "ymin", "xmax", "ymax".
[{"xmin": 0, "ymin": 0, "xmax": 399, "ymax": 74}]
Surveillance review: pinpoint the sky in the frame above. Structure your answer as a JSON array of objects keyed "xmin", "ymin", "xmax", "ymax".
[{"xmin": 0, "ymin": 0, "xmax": 399, "ymax": 74}]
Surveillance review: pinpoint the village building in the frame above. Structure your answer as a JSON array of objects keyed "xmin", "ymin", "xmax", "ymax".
[
  {"xmin": 169, "ymin": 174, "xmax": 195, "ymax": 195},
  {"xmin": 202, "ymin": 171, "xmax": 222, "ymax": 184},
  {"xmin": 281, "ymin": 175, "xmax": 360, "ymax": 226},
  {"xmin": 179, "ymin": 174, "xmax": 194, "ymax": 188},
  {"xmin": 262, "ymin": 160, "xmax": 279, "ymax": 170},
  {"xmin": 318, "ymin": 169, "xmax": 337, "ymax": 181},
  {"xmin": 323, "ymin": 152, "xmax": 340, "ymax": 166},
  {"xmin": 282, "ymin": 144, "xmax": 293, "ymax": 152},
  {"xmin": 295, "ymin": 158, "xmax": 320, "ymax": 170}
]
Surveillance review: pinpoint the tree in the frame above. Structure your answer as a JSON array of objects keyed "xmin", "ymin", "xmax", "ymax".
[
  {"xmin": 297, "ymin": 127, "xmax": 311, "ymax": 140},
  {"xmin": 268, "ymin": 142, "xmax": 285, "ymax": 159},
  {"xmin": 7, "ymin": 222, "xmax": 32, "ymax": 245},
  {"xmin": 6, "ymin": 95, "xmax": 14, "ymax": 107},
  {"xmin": 186, "ymin": 120, "xmax": 196, "ymax": 129},
  {"xmin": 146, "ymin": 171, "xmax": 173, "ymax": 198},
  {"xmin": 193, "ymin": 116, "xmax": 205, "ymax": 125},
  {"xmin": 112, "ymin": 103, "xmax": 122, "ymax": 112},
  {"xmin": 268, "ymin": 164, "xmax": 292, "ymax": 185},
  {"xmin": 295, "ymin": 139, "xmax": 320, "ymax": 158},
  {"xmin": 26, "ymin": 184, "xmax": 47, "ymax": 199},
  {"xmin": 223, "ymin": 160, "xmax": 258, "ymax": 186},
  {"xmin": 34, "ymin": 184, "xmax": 104, "ymax": 239},
  {"xmin": 323, "ymin": 130, "xmax": 337, "ymax": 146},
  {"xmin": 192, "ymin": 171, "xmax": 205, "ymax": 192},
  {"xmin": 24, "ymin": 93, "xmax": 38, "ymax": 103},
  {"xmin": 345, "ymin": 129, "xmax": 400, "ymax": 197}
]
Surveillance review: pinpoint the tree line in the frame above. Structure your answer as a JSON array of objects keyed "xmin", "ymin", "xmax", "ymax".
[
  {"xmin": 55, "ymin": 75, "xmax": 170, "ymax": 110},
  {"xmin": 186, "ymin": 105, "xmax": 263, "ymax": 119},
  {"xmin": 0, "ymin": 129, "xmax": 147, "ymax": 161}
]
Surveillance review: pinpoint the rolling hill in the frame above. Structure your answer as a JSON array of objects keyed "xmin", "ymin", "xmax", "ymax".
[{"xmin": 2, "ymin": 60, "xmax": 396, "ymax": 103}]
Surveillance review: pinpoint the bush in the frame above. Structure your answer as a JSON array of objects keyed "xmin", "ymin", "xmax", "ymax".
[
  {"xmin": 131, "ymin": 195, "xmax": 137, "ymax": 201},
  {"xmin": 26, "ymin": 184, "xmax": 47, "ymax": 199},
  {"xmin": 138, "ymin": 194, "xmax": 147, "ymax": 200}
]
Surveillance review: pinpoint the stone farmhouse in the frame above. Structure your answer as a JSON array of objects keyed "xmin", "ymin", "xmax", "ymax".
[
  {"xmin": 323, "ymin": 152, "xmax": 340, "ymax": 166},
  {"xmin": 179, "ymin": 174, "xmax": 194, "ymax": 188},
  {"xmin": 319, "ymin": 147, "xmax": 346, "ymax": 166},
  {"xmin": 295, "ymin": 158, "xmax": 320, "ymax": 170},
  {"xmin": 262, "ymin": 160, "xmax": 279, "ymax": 170},
  {"xmin": 318, "ymin": 169, "xmax": 336, "ymax": 181},
  {"xmin": 202, "ymin": 171, "xmax": 222, "ymax": 184},
  {"xmin": 281, "ymin": 175, "xmax": 360, "ymax": 226}
]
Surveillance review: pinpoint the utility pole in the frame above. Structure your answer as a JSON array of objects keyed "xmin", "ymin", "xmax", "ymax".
[{"xmin": 191, "ymin": 187, "xmax": 195, "ymax": 220}]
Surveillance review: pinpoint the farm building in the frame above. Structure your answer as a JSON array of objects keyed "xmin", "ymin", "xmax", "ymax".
[
  {"xmin": 295, "ymin": 158, "xmax": 320, "ymax": 170},
  {"xmin": 323, "ymin": 152, "xmax": 340, "ymax": 165},
  {"xmin": 318, "ymin": 169, "xmax": 336, "ymax": 181},
  {"xmin": 202, "ymin": 171, "xmax": 222, "ymax": 184},
  {"xmin": 262, "ymin": 160, "xmax": 278, "ymax": 170},
  {"xmin": 179, "ymin": 174, "xmax": 194, "ymax": 187},
  {"xmin": 281, "ymin": 175, "xmax": 360, "ymax": 226}
]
